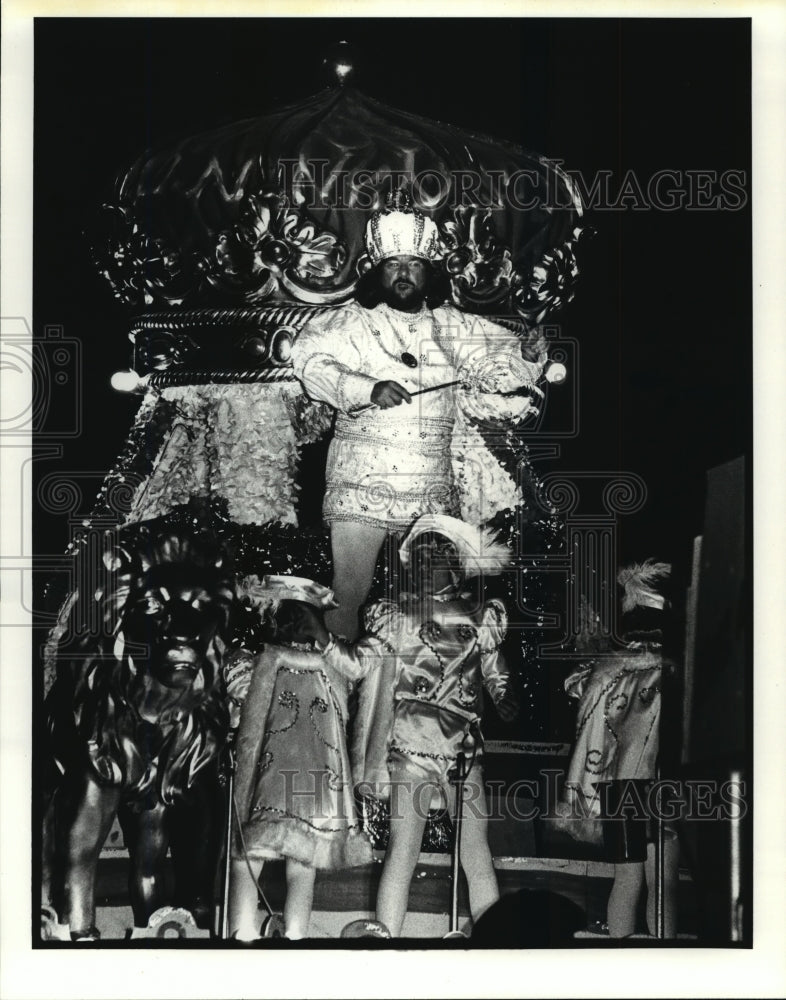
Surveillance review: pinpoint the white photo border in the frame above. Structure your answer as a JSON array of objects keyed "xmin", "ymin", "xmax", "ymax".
[{"xmin": 2, "ymin": 2, "xmax": 784, "ymax": 998}]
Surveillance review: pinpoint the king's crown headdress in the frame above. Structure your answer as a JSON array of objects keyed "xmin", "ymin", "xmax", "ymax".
[{"xmin": 365, "ymin": 189, "xmax": 442, "ymax": 265}]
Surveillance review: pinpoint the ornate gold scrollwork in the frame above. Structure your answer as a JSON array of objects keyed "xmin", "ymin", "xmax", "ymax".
[{"xmin": 439, "ymin": 209, "xmax": 591, "ymax": 327}]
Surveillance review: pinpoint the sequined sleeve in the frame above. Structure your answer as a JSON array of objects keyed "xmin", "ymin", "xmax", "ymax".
[
  {"xmin": 468, "ymin": 315, "xmax": 546, "ymax": 391},
  {"xmin": 446, "ymin": 311, "xmax": 547, "ymax": 424},
  {"xmin": 478, "ymin": 598, "xmax": 513, "ymax": 705},
  {"xmin": 291, "ymin": 305, "xmax": 379, "ymax": 412}
]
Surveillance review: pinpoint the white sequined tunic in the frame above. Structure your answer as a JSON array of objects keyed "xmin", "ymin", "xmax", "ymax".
[{"xmin": 292, "ymin": 300, "xmax": 542, "ymax": 530}]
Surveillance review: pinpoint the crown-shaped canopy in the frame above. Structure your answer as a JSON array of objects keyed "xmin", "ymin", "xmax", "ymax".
[{"xmin": 92, "ymin": 81, "xmax": 584, "ymax": 325}]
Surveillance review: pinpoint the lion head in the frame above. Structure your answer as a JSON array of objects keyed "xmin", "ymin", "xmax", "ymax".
[{"xmin": 46, "ymin": 518, "xmax": 237, "ymax": 808}]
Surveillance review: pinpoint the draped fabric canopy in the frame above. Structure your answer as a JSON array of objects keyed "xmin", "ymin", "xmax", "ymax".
[{"xmin": 92, "ymin": 83, "xmax": 584, "ymax": 320}]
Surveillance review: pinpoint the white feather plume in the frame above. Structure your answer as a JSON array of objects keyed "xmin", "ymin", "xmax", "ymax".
[
  {"xmin": 474, "ymin": 525, "xmax": 514, "ymax": 575},
  {"xmin": 617, "ymin": 559, "xmax": 671, "ymax": 613},
  {"xmin": 399, "ymin": 514, "xmax": 513, "ymax": 578}
]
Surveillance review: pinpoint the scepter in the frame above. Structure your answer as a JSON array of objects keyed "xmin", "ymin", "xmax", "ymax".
[
  {"xmin": 347, "ymin": 378, "xmax": 469, "ymax": 418},
  {"xmin": 347, "ymin": 357, "xmax": 565, "ymax": 420}
]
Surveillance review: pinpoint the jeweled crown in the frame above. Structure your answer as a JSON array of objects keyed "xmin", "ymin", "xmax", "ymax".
[{"xmin": 365, "ymin": 190, "xmax": 442, "ymax": 265}]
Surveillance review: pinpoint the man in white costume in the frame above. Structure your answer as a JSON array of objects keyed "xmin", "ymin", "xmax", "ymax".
[{"xmin": 291, "ymin": 193, "xmax": 546, "ymax": 639}]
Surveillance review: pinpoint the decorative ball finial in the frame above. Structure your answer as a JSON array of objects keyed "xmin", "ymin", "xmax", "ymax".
[
  {"xmin": 544, "ymin": 361, "xmax": 567, "ymax": 385},
  {"xmin": 322, "ymin": 41, "xmax": 355, "ymax": 86},
  {"xmin": 110, "ymin": 369, "xmax": 142, "ymax": 392}
]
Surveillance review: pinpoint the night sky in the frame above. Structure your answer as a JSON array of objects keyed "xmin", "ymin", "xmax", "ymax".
[{"xmin": 33, "ymin": 16, "xmax": 751, "ymax": 584}]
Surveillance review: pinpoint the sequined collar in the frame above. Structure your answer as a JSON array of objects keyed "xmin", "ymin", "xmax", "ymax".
[{"xmin": 376, "ymin": 300, "xmax": 430, "ymax": 324}]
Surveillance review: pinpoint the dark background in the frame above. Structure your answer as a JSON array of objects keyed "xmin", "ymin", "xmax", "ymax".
[
  {"xmin": 31, "ymin": 18, "xmax": 752, "ymax": 923},
  {"xmin": 33, "ymin": 16, "xmax": 751, "ymax": 598}
]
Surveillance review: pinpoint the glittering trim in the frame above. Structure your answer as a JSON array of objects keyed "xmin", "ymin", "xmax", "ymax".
[
  {"xmin": 390, "ymin": 742, "xmax": 485, "ymax": 767},
  {"xmin": 323, "ymin": 484, "xmax": 461, "ymax": 528},
  {"xmin": 574, "ymin": 660, "xmax": 661, "ymax": 741},
  {"xmin": 249, "ymin": 802, "xmax": 361, "ymax": 834},
  {"xmin": 335, "ymin": 414, "xmax": 454, "ymax": 431},
  {"xmin": 309, "ymin": 695, "xmax": 341, "ymax": 754},
  {"xmin": 265, "ymin": 689, "xmax": 299, "ymax": 735},
  {"xmin": 324, "ymin": 510, "xmax": 448, "ymax": 530},
  {"xmin": 325, "ymin": 480, "xmax": 456, "ymax": 502},
  {"xmin": 414, "ymin": 213, "xmax": 425, "ymax": 252},
  {"xmin": 416, "ymin": 620, "xmax": 449, "ymax": 702},
  {"xmin": 457, "ymin": 641, "xmax": 482, "ymax": 707},
  {"xmin": 335, "ymin": 369, "xmax": 353, "ymax": 412},
  {"xmin": 390, "ymin": 742, "xmax": 455, "ymax": 763},
  {"xmin": 332, "ymin": 432, "xmax": 453, "ymax": 457}
]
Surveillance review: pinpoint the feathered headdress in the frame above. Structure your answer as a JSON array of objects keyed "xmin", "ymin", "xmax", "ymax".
[
  {"xmin": 617, "ymin": 559, "xmax": 671, "ymax": 612},
  {"xmin": 398, "ymin": 514, "xmax": 512, "ymax": 578}
]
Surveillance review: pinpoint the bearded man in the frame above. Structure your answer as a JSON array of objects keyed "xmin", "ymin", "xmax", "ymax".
[{"xmin": 291, "ymin": 192, "xmax": 546, "ymax": 639}]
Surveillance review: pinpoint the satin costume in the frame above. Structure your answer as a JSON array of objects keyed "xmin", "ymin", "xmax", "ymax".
[
  {"xmin": 291, "ymin": 300, "xmax": 544, "ymax": 529},
  {"xmin": 563, "ymin": 650, "xmax": 662, "ymax": 815},
  {"xmin": 233, "ymin": 638, "xmax": 379, "ymax": 870},
  {"xmin": 547, "ymin": 647, "xmax": 663, "ymax": 846},
  {"xmin": 350, "ymin": 592, "xmax": 514, "ymax": 805}
]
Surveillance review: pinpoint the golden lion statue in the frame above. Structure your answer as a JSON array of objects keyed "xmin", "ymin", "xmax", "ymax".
[{"xmin": 43, "ymin": 519, "xmax": 236, "ymax": 939}]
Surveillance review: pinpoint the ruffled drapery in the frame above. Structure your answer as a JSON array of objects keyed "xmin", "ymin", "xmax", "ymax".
[{"xmin": 124, "ymin": 383, "xmax": 332, "ymax": 527}]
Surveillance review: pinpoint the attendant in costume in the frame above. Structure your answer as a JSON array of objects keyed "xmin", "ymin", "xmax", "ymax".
[
  {"xmin": 225, "ymin": 576, "xmax": 378, "ymax": 940},
  {"xmin": 351, "ymin": 514, "xmax": 520, "ymax": 937},
  {"xmin": 291, "ymin": 191, "xmax": 547, "ymax": 640},
  {"xmin": 556, "ymin": 560, "xmax": 679, "ymax": 938}
]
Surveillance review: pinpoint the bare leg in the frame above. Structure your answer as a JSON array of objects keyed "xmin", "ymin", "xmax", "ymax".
[
  {"xmin": 607, "ymin": 861, "xmax": 645, "ymax": 937},
  {"xmin": 326, "ymin": 522, "xmax": 387, "ymax": 640},
  {"xmin": 376, "ymin": 776, "xmax": 432, "ymax": 937},
  {"xmin": 451, "ymin": 767, "xmax": 499, "ymax": 925},
  {"xmin": 644, "ymin": 835, "xmax": 679, "ymax": 938},
  {"xmin": 283, "ymin": 859, "xmax": 316, "ymax": 939},
  {"xmin": 228, "ymin": 857, "xmax": 264, "ymax": 940}
]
